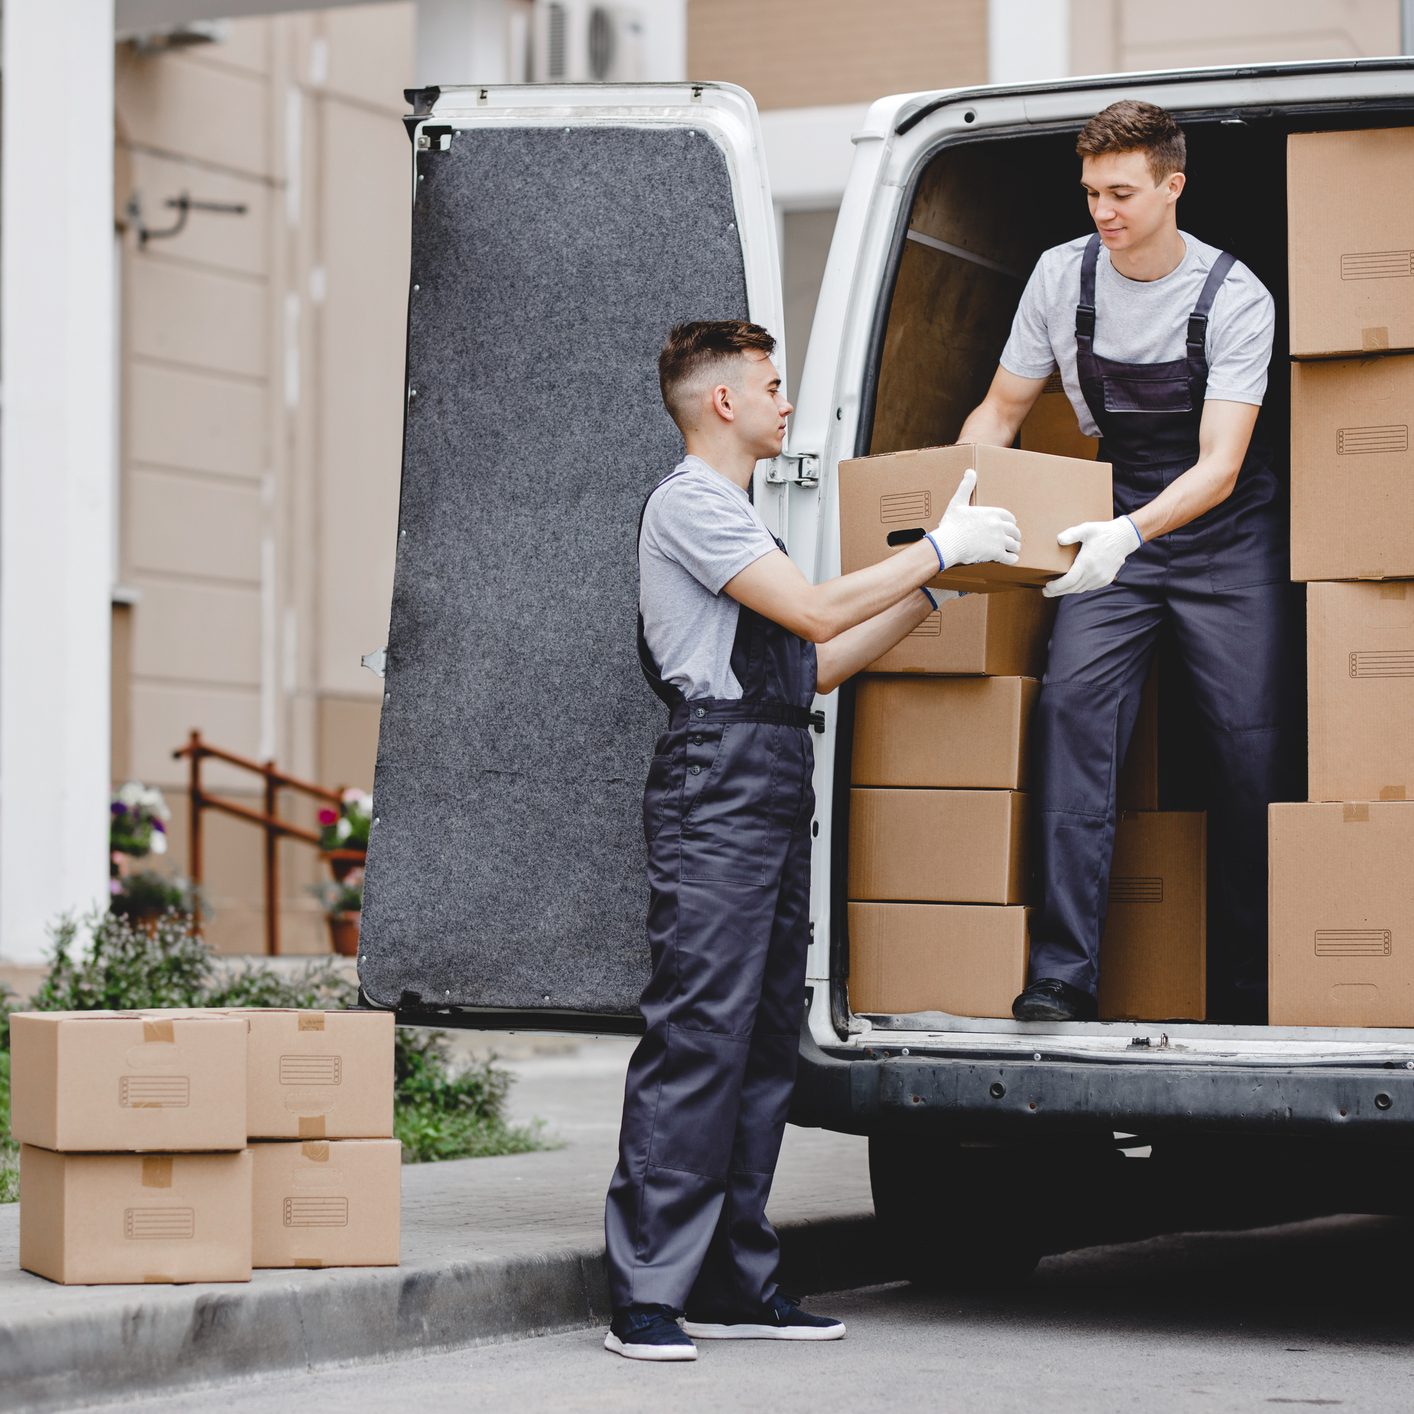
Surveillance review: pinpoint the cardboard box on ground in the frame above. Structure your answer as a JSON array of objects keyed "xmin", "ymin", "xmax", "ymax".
[
  {"xmin": 11, "ymin": 1008, "xmax": 399, "ymax": 1285},
  {"xmin": 9, "ymin": 1012, "xmax": 248, "ymax": 1152},
  {"xmin": 251, "ymin": 1139, "xmax": 401, "ymax": 1269},
  {"xmin": 19, "ymin": 1149, "xmax": 253, "ymax": 1286},
  {"xmin": 838, "ymin": 443, "xmax": 1112, "ymax": 593}
]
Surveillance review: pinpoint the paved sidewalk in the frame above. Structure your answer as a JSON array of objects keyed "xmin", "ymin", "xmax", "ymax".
[{"xmin": 1, "ymin": 1035, "xmax": 881, "ymax": 1412}]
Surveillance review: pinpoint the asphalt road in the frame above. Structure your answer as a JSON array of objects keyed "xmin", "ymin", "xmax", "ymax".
[{"xmin": 75, "ymin": 1210, "xmax": 1413, "ymax": 1413}]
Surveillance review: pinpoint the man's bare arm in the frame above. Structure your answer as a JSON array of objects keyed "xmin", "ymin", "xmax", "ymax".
[
  {"xmin": 722, "ymin": 541, "xmax": 939, "ymax": 649},
  {"xmin": 1128, "ymin": 400, "xmax": 1259, "ymax": 541},
  {"xmin": 957, "ymin": 366, "xmax": 1050, "ymax": 447}
]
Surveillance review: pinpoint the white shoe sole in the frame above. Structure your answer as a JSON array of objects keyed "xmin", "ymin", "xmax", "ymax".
[
  {"xmin": 681, "ymin": 1321, "xmax": 846, "ymax": 1341},
  {"xmin": 604, "ymin": 1331, "xmax": 697, "ymax": 1361}
]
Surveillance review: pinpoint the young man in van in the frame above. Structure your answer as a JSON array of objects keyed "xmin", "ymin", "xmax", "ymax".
[
  {"xmin": 957, "ymin": 100, "xmax": 1295, "ymax": 1025},
  {"xmin": 603, "ymin": 319, "xmax": 1020, "ymax": 1361}
]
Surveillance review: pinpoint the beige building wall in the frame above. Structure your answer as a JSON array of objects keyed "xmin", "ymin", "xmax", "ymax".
[
  {"xmin": 1070, "ymin": 0, "xmax": 1401, "ymax": 74},
  {"xmin": 114, "ymin": 5, "xmax": 412, "ymax": 954},
  {"xmin": 687, "ymin": 0, "xmax": 989, "ymax": 108}
]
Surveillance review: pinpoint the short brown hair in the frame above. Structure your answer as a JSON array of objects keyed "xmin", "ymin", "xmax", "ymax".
[
  {"xmin": 658, "ymin": 320, "xmax": 776, "ymax": 429},
  {"xmin": 1076, "ymin": 100, "xmax": 1186, "ymax": 183}
]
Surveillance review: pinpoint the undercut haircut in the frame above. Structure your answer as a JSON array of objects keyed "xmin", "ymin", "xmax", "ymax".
[
  {"xmin": 1076, "ymin": 100, "xmax": 1186, "ymax": 184},
  {"xmin": 658, "ymin": 320, "xmax": 776, "ymax": 430}
]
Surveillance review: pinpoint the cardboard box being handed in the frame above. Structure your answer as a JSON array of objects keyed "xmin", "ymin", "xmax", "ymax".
[{"xmin": 839, "ymin": 443, "xmax": 1113, "ymax": 594}]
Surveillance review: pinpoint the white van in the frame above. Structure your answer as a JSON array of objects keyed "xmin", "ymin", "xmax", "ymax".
[{"xmin": 362, "ymin": 60, "xmax": 1414, "ymax": 1280}]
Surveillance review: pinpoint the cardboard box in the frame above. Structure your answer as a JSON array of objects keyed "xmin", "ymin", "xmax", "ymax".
[
  {"xmin": 838, "ymin": 443, "xmax": 1113, "ymax": 594},
  {"xmin": 1117, "ymin": 663, "xmax": 1159, "ymax": 812},
  {"xmin": 865, "ymin": 586, "xmax": 1055, "ymax": 676},
  {"xmin": 1307, "ymin": 581, "xmax": 1414, "ymax": 803},
  {"xmin": 852, "ymin": 676, "xmax": 1038, "ymax": 790},
  {"xmin": 250, "ymin": 1139, "xmax": 401, "ymax": 1269},
  {"xmin": 848, "ymin": 788, "xmax": 1029, "ymax": 904},
  {"xmin": 241, "ymin": 1009, "xmax": 395, "ymax": 1140},
  {"xmin": 848, "ymin": 902, "xmax": 1028, "ymax": 1018},
  {"xmin": 9, "ymin": 1011, "xmax": 247, "ymax": 1153},
  {"xmin": 1098, "ymin": 812, "xmax": 1206, "ymax": 1022},
  {"xmin": 19, "ymin": 1146, "xmax": 252, "ymax": 1285},
  {"xmin": 1269, "ymin": 801, "xmax": 1414, "ymax": 1027},
  {"xmin": 1288, "ymin": 129, "xmax": 1414, "ymax": 358},
  {"xmin": 1290, "ymin": 356, "xmax": 1414, "ymax": 582},
  {"xmin": 1019, "ymin": 375, "xmax": 1099, "ymax": 460}
]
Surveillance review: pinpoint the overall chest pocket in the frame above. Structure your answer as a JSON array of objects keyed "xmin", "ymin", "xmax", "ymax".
[{"xmin": 1102, "ymin": 372, "xmax": 1192, "ymax": 415}]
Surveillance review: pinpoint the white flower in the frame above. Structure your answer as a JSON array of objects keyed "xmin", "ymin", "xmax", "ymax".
[
  {"xmin": 149, "ymin": 832, "xmax": 168, "ymax": 855},
  {"xmin": 335, "ymin": 817, "xmax": 352, "ymax": 842}
]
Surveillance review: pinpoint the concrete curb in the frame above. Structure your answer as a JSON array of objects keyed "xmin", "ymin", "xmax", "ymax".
[{"xmin": 3, "ymin": 1215, "xmax": 890, "ymax": 1411}]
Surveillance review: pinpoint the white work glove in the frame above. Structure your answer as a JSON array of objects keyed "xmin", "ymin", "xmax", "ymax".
[
  {"xmin": 926, "ymin": 469, "xmax": 1021, "ymax": 570},
  {"xmin": 1042, "ymin": 515, "xmax": 1143, "ymax": 598}
]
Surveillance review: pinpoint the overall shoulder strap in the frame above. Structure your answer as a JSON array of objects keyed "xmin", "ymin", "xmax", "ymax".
[
  {"xmin": 1075, "ymin": 233, "xmax": 1102, "ymax": 342},
  {"xmin": 1186, "ymin": 250, "xmax": 1238, "ymax": 357}
]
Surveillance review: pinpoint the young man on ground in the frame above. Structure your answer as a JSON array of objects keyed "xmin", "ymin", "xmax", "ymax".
[
  {"xmin": 957, "ymin": 100, "xmax": 1297, "ymax": 1025},
  {"xmin": 603, "ymin": 320, "xmax": 1021, "ymax": 1361}
]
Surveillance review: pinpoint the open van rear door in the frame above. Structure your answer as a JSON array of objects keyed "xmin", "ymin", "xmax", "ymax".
[{"xmin": 360, "ymin": 84, "xmax": 786, "ymax": 1029}]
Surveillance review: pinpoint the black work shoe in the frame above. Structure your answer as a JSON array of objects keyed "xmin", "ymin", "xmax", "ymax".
[
  {"xmin": 683, "ymin": 1291, "xmax": 846, "ymax": 1341},
  {"xmin": 604, "ymin": 1304, "xmax": 697, "ymax": 1361},
  {"xmin": 1012, "ymin": 977, "xmax": 1098, "ymax": 1022}
]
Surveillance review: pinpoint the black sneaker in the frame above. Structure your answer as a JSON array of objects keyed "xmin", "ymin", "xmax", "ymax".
[
  {"xmin": 683, "ymin": 1291, "xmax": 845, "ymax": 1341},
  {"xmin": 1012, "ymin": 977, "xmax": 1098, "ymax": 1022},
  {"xmin": 604, "ymin": 1304, "xmax": 697, "ymax": 1362}
]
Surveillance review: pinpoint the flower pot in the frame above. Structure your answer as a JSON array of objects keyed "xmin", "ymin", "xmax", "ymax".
[
  {"xmin": 324, "ymin": 849, "xmax": 366, "ymax": 883},
  {"xmin": 328, "ymin": 911, "xmax": 361, "ymax": 957}
]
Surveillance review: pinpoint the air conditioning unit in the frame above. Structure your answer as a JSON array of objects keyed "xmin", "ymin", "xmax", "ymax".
[{"xmin": 533, "ymin": 0, "xmax": 648, "ymax": 82}]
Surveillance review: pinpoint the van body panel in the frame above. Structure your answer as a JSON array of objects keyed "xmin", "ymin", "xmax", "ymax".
[{"xmin": 368, "ymin": 65, "xmax": 1414, "ymax": 1144}]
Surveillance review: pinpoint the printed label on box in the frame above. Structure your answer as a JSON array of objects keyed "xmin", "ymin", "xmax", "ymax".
[
  {"xmin": 1313, "ymin": 929, "xmax": 1391, "ymax": 957},
  {"xmin": 119, "ymin": 1076, "xmax": 190, "ymax": 1108},
  {"xmin": 124, "ymin": 1207, "xmax": 196, "ymax": 1240},
  {"xmin": 284, "ymin": 1196, "xmax": 349, "ymax": 1228},
  {"xmin": 279, "ymin": 1055, "xmax": 343, "ymax": 1086}
]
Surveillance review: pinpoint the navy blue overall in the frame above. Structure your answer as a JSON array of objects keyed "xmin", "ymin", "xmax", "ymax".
[
  {"xmin": 1028, "ymin": 233, "xmax": 1295, "ymax": 1021},
  {"xmin": 604, "ymin": 469, "xmax": 818, "ymax": 1312}
]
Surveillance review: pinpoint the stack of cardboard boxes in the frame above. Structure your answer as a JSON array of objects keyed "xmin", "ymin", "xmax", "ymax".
[
  {"xmin": 839, "ymin": 442, "xmax": 1208, "ymax": 1021},
  {"xmin": 11, "ymin": 1007, "xmax": 398, "ymax": 1284},
  {"xmin": 1270, "ymin": 127, "xmax": 1414, "ymax": 1027}
]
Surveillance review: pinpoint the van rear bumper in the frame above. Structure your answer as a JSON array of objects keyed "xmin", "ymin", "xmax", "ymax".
[{"xmin": 790, "ymin": 1027, "xmax": 1414, "ymax": 1141}]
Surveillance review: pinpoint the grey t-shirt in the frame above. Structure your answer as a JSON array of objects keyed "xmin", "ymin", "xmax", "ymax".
[
  {"xmin": 639, "ymin": 456, "xmax": 779, "ymax": 700},
  {"xmin": 1000, "ymin": 231, "xmax": 1275, "ymax": 438}
]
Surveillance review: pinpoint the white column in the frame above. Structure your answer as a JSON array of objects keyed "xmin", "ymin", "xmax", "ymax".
[
  {"xmin": 988, "ymin": 0, "xmax": 1071, "ymax": 84},
  {"xmin": 415, "ymin": 0, "xmax": 511, "ymax": 87},
  {"xmin": 1, "ymin": 0, "xmax": 115, "ymax": 962}
]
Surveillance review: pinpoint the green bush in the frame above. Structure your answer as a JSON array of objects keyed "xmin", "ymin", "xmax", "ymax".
[
  {"xmin": 0, "ymin": 1051, "xmax": 17, "ymax": 1204},
  {"xmin": 2, "ymin": 912, "xmax": 548, "ymax": 1198}
]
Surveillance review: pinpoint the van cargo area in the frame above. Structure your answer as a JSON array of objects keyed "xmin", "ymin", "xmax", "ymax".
[{"xmin": 831, "ymin": 100, "xmax": 1414, "ymax": 1045}]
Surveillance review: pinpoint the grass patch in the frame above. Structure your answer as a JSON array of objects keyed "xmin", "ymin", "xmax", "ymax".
[{"xmin": 0, "ymin": 913, "xmax": 551, "ymax": 1199}]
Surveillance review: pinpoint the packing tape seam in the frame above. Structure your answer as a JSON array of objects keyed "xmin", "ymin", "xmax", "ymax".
[
  {"xmin": 141, "ymin": 1156, "xmax": 174, "ymax": 1189},
  {"xmin": 142, "ymin": 1019, "xmax": 175, "ymax": 1044},
  {"xmin": 1343, "ymin": 802, "xmax": 1371, "ymax": 822},
  {"xmin": 298, "ymin": 1013, "xmax": 326, "ymax": 1032}
]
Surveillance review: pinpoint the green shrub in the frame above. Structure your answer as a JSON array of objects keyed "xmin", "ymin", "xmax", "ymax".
[
  {"xmin": 1, "ymin": 912, "xmax": 549, "ymax": 1200},
  {"xmin": 0, "ymin": 1052, "xmax": 17, "ymax": 1205}
]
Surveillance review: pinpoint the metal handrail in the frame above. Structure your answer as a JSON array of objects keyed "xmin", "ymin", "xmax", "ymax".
[{"xmin": 171, "ymin": 729, "xmax": 364, "ymax": 955}]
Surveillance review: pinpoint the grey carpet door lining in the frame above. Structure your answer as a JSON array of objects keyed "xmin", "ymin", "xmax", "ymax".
[{"xmin": 360, "ymin": 123, "xmax": 750, "ymax": 1018}]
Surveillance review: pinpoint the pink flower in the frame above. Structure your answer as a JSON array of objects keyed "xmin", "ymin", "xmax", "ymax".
[{"xmin": 318, "ymin": 808, "xmax": 338, "ymax": 826}]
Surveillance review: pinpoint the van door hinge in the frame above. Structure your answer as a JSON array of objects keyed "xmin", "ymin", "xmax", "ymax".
[{"xmin": 766, "ymin": 452, "xmax": 820, "ymax": 486}]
